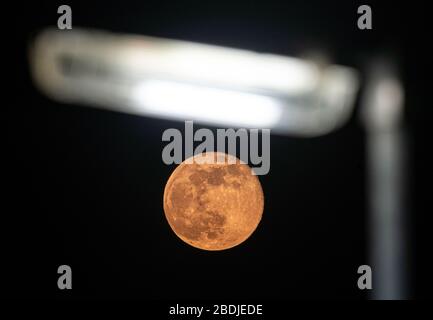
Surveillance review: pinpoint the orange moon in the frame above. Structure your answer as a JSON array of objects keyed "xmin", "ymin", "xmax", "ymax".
[{"xmin": 163, "ymin": 152, "xmax": 264, "ymax": 251}]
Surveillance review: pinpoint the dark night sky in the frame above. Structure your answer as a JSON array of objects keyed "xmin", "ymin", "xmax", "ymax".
[{"xmin": 4, "ymin": 0, "xmax": 431, "ymax": 301}]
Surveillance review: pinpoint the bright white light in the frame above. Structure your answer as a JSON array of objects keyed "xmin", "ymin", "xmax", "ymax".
[
  {"xmin": 124, "ymin": 44, "xmax": 320, "ymax": 95},
  {"xmin": 133, "ymin": 80, "xmax": 282, "ymax": 127}
]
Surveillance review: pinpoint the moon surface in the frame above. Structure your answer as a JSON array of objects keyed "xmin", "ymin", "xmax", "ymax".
[{"xmin": 163, "ymin": 152, "xmax": 264, "ymax": 251}]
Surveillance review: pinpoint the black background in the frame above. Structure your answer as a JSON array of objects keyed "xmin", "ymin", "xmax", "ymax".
[{"xmin": 5, "ymin": 0, "xmax": 431, "ymax": 301}]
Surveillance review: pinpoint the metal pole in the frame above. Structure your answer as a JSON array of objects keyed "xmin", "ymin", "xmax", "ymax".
[{"xmin": 362, "ymin": 59, "xmax": 409, "ymax": 299}]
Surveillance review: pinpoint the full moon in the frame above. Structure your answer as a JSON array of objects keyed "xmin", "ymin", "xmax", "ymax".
[{"xmin": 163, "ymin": 152, "xmax": 264, "ymax": 251}]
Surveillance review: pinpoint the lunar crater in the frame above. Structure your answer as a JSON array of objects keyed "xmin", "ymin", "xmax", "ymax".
[{"xmin": 163, "ymin": 152, "xmax": 264, "ymax": 250}]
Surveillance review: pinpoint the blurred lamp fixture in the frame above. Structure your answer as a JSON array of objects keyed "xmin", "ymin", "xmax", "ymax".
[{"xmin": 30, "ymin": 28, "xmax": 359, "ymax": 136}]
